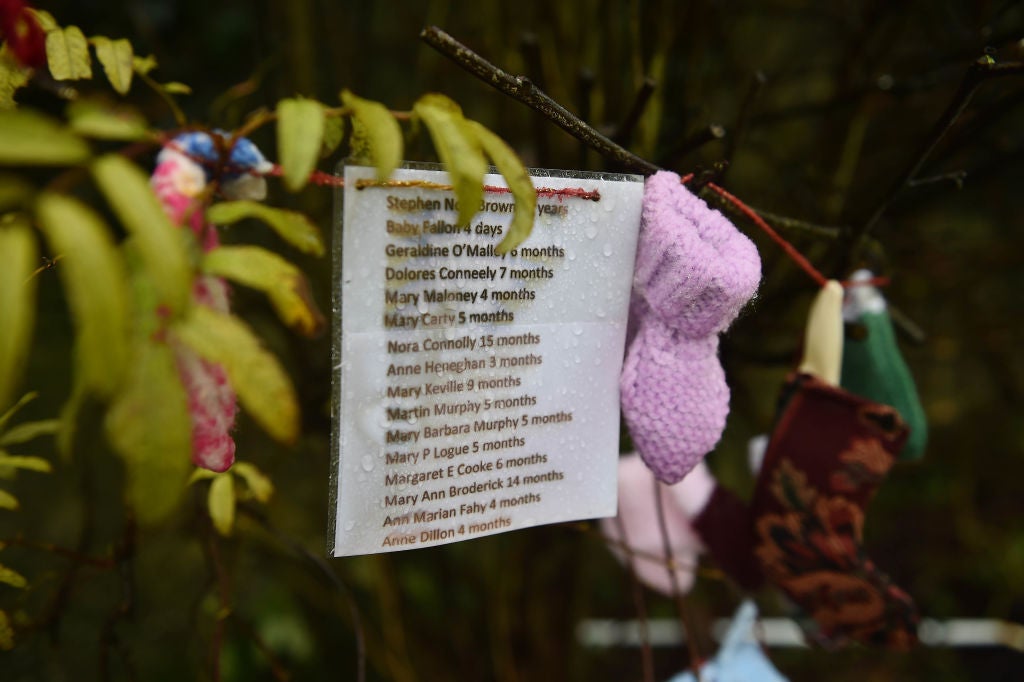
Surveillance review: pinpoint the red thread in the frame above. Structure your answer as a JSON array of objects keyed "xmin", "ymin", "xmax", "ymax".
[
  {"xmin": 704, "ymin": 181, "xmax": 888, "ymax": 290},
  {"xmin": 706, "ymin": 182, "xmax": 829, "ymax": 288}
]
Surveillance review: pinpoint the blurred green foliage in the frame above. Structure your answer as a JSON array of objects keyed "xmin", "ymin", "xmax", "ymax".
[{"xmin": 2, "ymin": 0, "xmax": 1024, "ymax": 680}]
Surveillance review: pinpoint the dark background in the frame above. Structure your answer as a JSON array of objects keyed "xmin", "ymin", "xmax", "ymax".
[{"xmin": 3, "ymin": 1, "xmax": 1024, "ymax": 680}]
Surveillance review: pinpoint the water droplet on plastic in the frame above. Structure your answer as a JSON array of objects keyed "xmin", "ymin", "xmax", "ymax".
[
  {"xmin": 585, "ymin": 225, "xmax": 598, "ymax": 239},
  {"xmin": 602, "ymin": 244, "xmax": 613, "ymax": 257},
  {"xmin": 361, "ymin": 455, "xmax": 375, "ymax": 472}
]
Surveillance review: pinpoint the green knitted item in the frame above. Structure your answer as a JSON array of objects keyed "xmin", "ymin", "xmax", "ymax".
[{"xmin": 840, "ymin": 272, "xmax": 928, "ymax": 460}]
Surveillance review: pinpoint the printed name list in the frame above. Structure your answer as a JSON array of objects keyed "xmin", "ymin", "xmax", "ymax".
[{"xmin": 333, "ymin": 165, "xmax": 643, "ymax": 556}]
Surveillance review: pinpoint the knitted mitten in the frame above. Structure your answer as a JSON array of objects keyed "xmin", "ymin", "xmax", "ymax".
[
  {"xmin": 600, "ymin": 453, "xmax": 709, "ymax": 596},
  {"xmin": 621, "ymin": 171, "xmax": 761, "ymax": 483},
  {"xmin": 841, "ymin": 270, "xmax": 928, "ymax": 460},
  {"xmin": 751, "ymin": 373, "xmax": 918, "ymax": 648}
]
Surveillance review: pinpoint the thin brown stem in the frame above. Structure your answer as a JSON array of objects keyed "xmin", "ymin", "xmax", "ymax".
[
  {"xmin": 652, "ymin": 482, "xmax": 703, "ymax": 671},
  {"xmin": 613, "ymin": 77, "xmax": 658, "ymax": 147},
  {"xmin": 420, "ymin": 26, "xmax": 660, "ymax": 175},
  {"xmin": 845, "ymin": 58, "xmax": 1024, "ymax": 267},
  {"xmin": 613, "ymin": 515, "xmax": 656, "ymax": 682}
]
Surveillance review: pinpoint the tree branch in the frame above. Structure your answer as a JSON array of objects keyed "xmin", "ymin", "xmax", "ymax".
[
  {"xmin": 420, "ymin": 26, "xmax": 660, "ymax": 175},
  {"xmin": 847, "ymin": 57, "xmax": 1024, "ymax": 259}
]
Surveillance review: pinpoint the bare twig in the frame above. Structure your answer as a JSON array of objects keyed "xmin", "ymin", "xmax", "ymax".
[
  {"xmin": 240, "ymin": 505, "xmax": 367, "ymax": 682},
  {"xmin": 652, "ymin": 482, "xmax": 703, "ymax": 671},
  {"xmin": 613, "ymin": 515, "xmax": 656, "ymax": 682},
  {"xmin": 420, "ymin": 26, "xmax": 660, "ymax": 175},
  {"xmin": 847, "ymin": 57, "xmax": 1024, "ymax": 263},
  {"xmin": 575, "ymin": 68, "xmax": 595, "ymax": 167},
  {"xmin": 613, "ymin": 77, "xmax": 658, "ymax": 147},
  {"xmin": 721, "ymin": 71, "xmax": 767, "ymax": 181},
  {"xmin": 657, "ymin": 124, "xmax": 727, "ymax": 168}
]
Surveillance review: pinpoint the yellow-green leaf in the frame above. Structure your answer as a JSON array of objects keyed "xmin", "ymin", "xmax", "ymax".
[
  {"xmin": 0, "ymin": 489, "xmax": 17, "ymax": 510},
  {"xmin": 466, "ymin": 120, "xmax": 536, "ymax": 253},
  {"xmin": 162, "ymin": 82, "xmax": 191, "ymax": 95},
  {"xmin": 321, "ymin": 115, "xmax": 345, "ymax": 158},
  {"xmin": 208, "ymin": 473, "xmax": 235, "ymax": 536},
  {"xmin": 45, "ymin": 26, "xmax": 92, "ymax": 81},
  {"xmin": 0, "ymin": 392, "xmax": 35, "ymax": 433},
  {"xmin": 105, "ymin": 336, "xmax": 192, "ymax": 525},
  {"xmin": 276, "ymin": 98, "xmax": 324, "ymax": 192},
  {"xmin": 36, "ymin": 193, "xmax": 128, "ymax": 396},
  {"xmin": 173, "ymin": 307, "xmax": 299, "ymax": 444},
  {"xmin": 0, "ymin": 110, "xmax": 90, "ymax": 165},
  {"xmin": 0, "ymin": 217, "xmax": 37, "ymax": 411},
  {"xmin": 0, "ymin": 452, "xmax": 52, "ymax": 473},
  {"xmin": 341, "ymin": 90, "xmax": 401, "ymax": 181},
  {"xmin": 203, "ymin": 246, "xmax": 324, "ymax": 337},
  {"xmin": 0, "ymin": 609, "xmax": 13, "ymax": 650},
  {"xmin": 67, "ymin": 98, "xmax": 148, "ymax": 140},
  {"xmin": 27, "ymin": 9, "xmax": 58, "ymax": 32},
  {"xmin": 132, "ymin": 54, "xmax": 157, "ymax": 76},
  {"xmin": 90, "ymin": 37, "xmax": 133, "ymax": 94},
  {"xmin": 0, "ymin": 47, "xmax": 29, "ymax": 110},
  {"xmin": 188, "ymin": 468, "xmax": 218, "ymax": 485},
  {"xmin": 0, "ymin": 418, "xmax": 59, "ymax": 446},
  {"xmin": 92, "ymin": 155, "xmax": 191, "ymax": 314},
  {"xmin": 233, "ymin": 461, "xmax": 273, "ymax": 503},
  {"xmin": 413, "ymin": 94, "xmax": 486, "ymax": 226},
  {"xmin": 206, "ymin": 201, "xmax": 324, "ymax": 256},
  {"xmin": 0, "ymin": 563, "xmax": 26, "ymax": 588}
]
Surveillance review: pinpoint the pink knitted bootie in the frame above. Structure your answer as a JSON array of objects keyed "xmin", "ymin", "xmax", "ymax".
[{"xmin": 621, "ymin": 171, "xmax": 761, "ymax": 484}]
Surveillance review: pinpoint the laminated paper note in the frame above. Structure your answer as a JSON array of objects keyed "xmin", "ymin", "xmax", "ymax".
[{"xmin": 332, "ymin": 164, "xmax": 643, "ymax": 556}]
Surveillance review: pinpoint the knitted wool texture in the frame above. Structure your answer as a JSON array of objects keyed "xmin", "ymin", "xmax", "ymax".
[
  {"xmin": 600, "ymin": 453, "xmax": 712, "ymax": 596},
  {"xmin": 621, "ymin": 171, "xmax": 761, "ymax": 484},
  {"xmin": 150, "ymin": 133, "xmax": 272, "ymax": 472}
]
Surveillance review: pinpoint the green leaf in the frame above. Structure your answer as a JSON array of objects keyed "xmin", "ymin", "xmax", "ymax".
[
  {"xmin": 0, "ymin": 217, "xmax": 37, "ymax": 412},
  {"xmin": 67, "ymin": 98, "xmax": 148, "ymax": 141},
  {"xmin": 341, "ymin": 90, "xmax": 402, "ymax": 180},
  {"xmin": 90, "ymin": 37, "xmax": 133, "ymax": 94},
  {"xmin": 188, "ymin": 468, "xmax": 218, "ymax": 485},
  {"xmin": 27, "ymin": 9, "xmax": 58, "ymax": 32},
  {"xmin": 0, "ymin": 452, "xmax": 51, "ymax": 473},
  {"xmin": 276, "ymin": 98, "xmax": 324, "ymax": 192},
  {"xmin": 0, "ymin": 393, "xmax": 35, "ymax": 433},
  {"xmin": 233, "ymin": 462, "xmax": 273, "ymax": 503},
  {"xmin": 466, "ymin": 120, "xmax": 537, "ymax": 254},
  {"xmin": 173, "ymin": 307, "xmax": 299, "ymax": 444},
  {"xmin": 36, "ymin": 193, "xmax": 129, "ymax": 396},
  {"xmin": 105, "ymin": 336, "xmax": 192, "ymax": 525},
  {"xmin": 208, "ymin": 473, "xmax": 235, "ymax": 536},
  {"xmin": 0, "ymin": 420, "xmax": 59, "ymax": 447},
  {"xmin": 45, "ymin": 26, "xmax": 92, "ymax": 81},
  {"xmin": 0, "ymin": 489, "xmax": 17, "ymax": 510},
  {"xmin": 206, "ymin": 201, "xmax": 324, "ymax": 256},
  {"xmin": 132, "ymin": 54, "xmax": 158, "ymax": 76},
  {"xmin": 321, "ymin": 115, "xmax": 345, "ymax": 158},
  {"xmin": 0, "ymin": 110, "xmax": 91, "ymax": 165},
  {"xmin": 162, "ymin": 82, "xmax": 191, "ymax": 95},
  {"xmin": 92, "ymin": 155, "xmax": 191, "ymax": 314},
  {"xmin": 413, "ymin": 93, "xmax": 486, "ymax": 226},
  {"xmin": 203, "ymin": 246, "xmax": 324, "ymax": 337},
  {"xmin": 0, "ymin": 563, "xmax": 26, "ymax": 589},
  {"xmin": 0, "ymin": 47, "xmax": 30, "ymax": 110}
]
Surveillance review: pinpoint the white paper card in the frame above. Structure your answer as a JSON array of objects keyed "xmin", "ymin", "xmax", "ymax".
[{"xmin": 332, "ymin": 164, "xmax": 643, "ymax": 556}]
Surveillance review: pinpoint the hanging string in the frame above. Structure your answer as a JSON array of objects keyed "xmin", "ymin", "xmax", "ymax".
[{"xmin": 163, "ymin": 135, "xmax": 885, "ymax": 289}]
